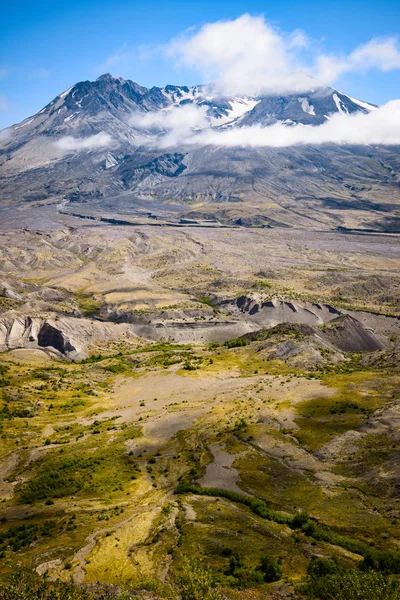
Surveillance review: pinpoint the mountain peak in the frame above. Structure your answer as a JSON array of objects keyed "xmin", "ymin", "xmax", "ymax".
[{"xmin": 96, "ymin": 73, "xmax": 124, "ymax": 83}]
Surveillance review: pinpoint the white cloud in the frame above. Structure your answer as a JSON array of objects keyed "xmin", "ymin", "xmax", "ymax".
[
  {"xmin": 54, "ymin": 132, "xmax": 112, "ymax": 152},
  {"xmin": 312, "ymin": 55, "xmax": 349, "ymax": 84},
  {"xmin": 166, "ymin": 14, "xmax": 313, "ymax": 96},
  {"xmin": 0, "ymin": 93, "xmax": 9, "ymax": 112},
  {"xmin": 315, "ymin": 37, "xmax": 400, "ymax": 82},
  {"xmin": 134, "ymin": 101, "xmax": 400, "ymax": 148},
  {"xmin": 130, "ymin": 104, "xmax": 208, "ymax": 130},
  {"xmin": 97, "ymin": 44, "xmax": 133, "ymax": 73},
  {"xmin": 130, "ymin": 104, "xmax": 209, "ymax": 147},
  {"xmin": 165, "ymin": 14, "xmax": 400, "ymax": 95},
  {"xmin": 0, "ymin": 127, "xmax": 11, "ymax": 143},
  {"xmin": 350, "ymin": 37, "xmax": 400, "ymax": 71}
]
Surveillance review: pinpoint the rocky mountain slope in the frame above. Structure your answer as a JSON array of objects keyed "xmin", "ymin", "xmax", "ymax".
[
  {"xmin": 1, "ymin": 76, "xmax": 400, "ymax": 600},
  {"xmin": 1, "ymin": 74, "xmax": 399, "ymax": 231}
]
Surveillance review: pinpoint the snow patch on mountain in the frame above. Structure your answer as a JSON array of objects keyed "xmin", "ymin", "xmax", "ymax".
[
  {"xmin": 213, "ymin": 98, "xmax": 260, "ymax": 125},
  {"xmin": 298, "ymin": 98, "xmax": 315, "ymax": 116},
  {"xmin": 162, "ymin": 85, "xmax": 203, "ymax": 105},
  {"xmin": 59, "ymin": 87, "xmax": 73, "ymax": 100},
  {"xmin": 14, "ymin": 118, "xmax": 34, "ymax": 130},
  {"xmin": 347, "ymin": 95, "xmax": 377, "ymax": 112},
  {"xmin": 64, "ymin": 113, "xmax": 79, "ymax": 123},
  {"xmin": 333, "ymin": 93, "xmax": 349, "ymax": 115}
]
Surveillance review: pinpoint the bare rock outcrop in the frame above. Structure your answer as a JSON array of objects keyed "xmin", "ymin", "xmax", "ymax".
[
  {"xmin": 322, "ymin": 314, "xmax": 385, "ymax": 352},
  {"xmin": 0, "ymin": 314, "xmax": 136, "ymax": 359},
  {"xmin": 0, "ymin": 316, "xmax": 80, "ymax": 359},
  {"xmin": 220, "ymin": 297, "xmax": 342, "ymax": 327}
]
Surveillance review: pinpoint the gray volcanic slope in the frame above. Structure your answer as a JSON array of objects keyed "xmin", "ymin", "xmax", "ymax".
[
  {"xmin": 0, "ymin": 300, "xmax": 394, "ymax": 355},
  {"xmin": 1, "ymin": 74, "xmax": 400, "ymax": 231}
]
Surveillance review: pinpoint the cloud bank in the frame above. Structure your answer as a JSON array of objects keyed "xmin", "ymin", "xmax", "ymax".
[
  {"xmin": 130, "ymin": 104, "xmax": 208, "ymax": 146},
  {"xmin": 166, "ymin": 14, "xmax": 400, "ymax": 96},
  {"xmin": 130, "ymin": 101, "xmax": 400, "ymax": 149},
  {"xmin": 191, "ymin": 101, "xmax": 400, "ymax": 148},
  {"xmin": 130, "ymin": 104, "xmax": 208, "ymax": 131},
  {"xmin": 55, "ymin": 132, "xmax": 112, "ymax": 152}
]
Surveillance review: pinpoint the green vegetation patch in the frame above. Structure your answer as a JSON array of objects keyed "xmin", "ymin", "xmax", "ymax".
[
  {"xmin": 175, "ymin": 497, "xmax": 304, "ymax": 586},
  {"xmin": 74, "ymin": 291, "xmax": 103, "ymax": 317},
  {"xmin": 234, "ymin": 449, "xmax": 325, "ymax": 512},
  {"xmin": 18, "ymin": 434, "xmax": 141, "ymax": 504},
  {"xmin": 0, "ymin": 520, "xmax": 58, "ymax": 553},
  {"xmin": 176, "ymin": 485, "xmax": 400, "ymax": 574},
  {"xmin": 196, "ymin": 296, "xmax": 216, "ymax": 308},
  {"xmin": 19, "ymin": 454, "xmax": 103, "ymax": 503},
  {"xmin": 304, "ymin": 569, "xmax": 400, "ymax": 600},
  {"xmin": 293, "ymin": 373, "xmax": 391, "ymax": 451}
]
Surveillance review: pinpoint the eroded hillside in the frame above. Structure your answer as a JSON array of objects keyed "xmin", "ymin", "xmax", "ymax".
[{"xmin": 0, "ymin": 218, "xmax": 399, "ymax": 599}]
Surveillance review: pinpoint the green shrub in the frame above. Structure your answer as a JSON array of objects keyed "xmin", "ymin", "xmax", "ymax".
[
  {"xmin": 360, "ymin": 550, "xmax": 400, "ymax": 575},
  {"xmin": 225, "ymin": 553, "xmax": 244, "ymax": 577},
  {"xmin": 224, "ymin": 337, "xmax": 249, "ymax": 348},
  {"xmin": 0, "ymin": 570, "xmax": 133, "ymax": 599},
  {"xmin": 104, "ymin": 362, "xmax": 129, "ymax": 374},
  {"xmin": 0, "ymin": 521, "xmax": 57, "ymax": 553},
  {"xmin": 257, "ymin": 554, "xmax": 283, "ymax": 583},
  {"xmin": 197, "ymin": 296, "xmax": 215, "ymax": 308},
  {"xmin": 0, "ymin": 366, "xmax": 10, "ymax": 387},
  {"xmin": 175, "ymin": 483, "xmax": 290, "ymax": 524},
  {"xmin": 307, "ymin": 556, "xmax": 342, "ymax": 578},
  {"xmin": 183, "ymin": 361, "xmax": 196, "ymax": 371},
  {"xmin": 174, "ymin": 557, "xmax": 224, "ymax": 600},
  {"xmin": 291, "ymin": 510, "xmax": 310, "ymax": 529},
  {"xmin": 305, "ymin": 570, "xmax": 400, "ymax": 600}
]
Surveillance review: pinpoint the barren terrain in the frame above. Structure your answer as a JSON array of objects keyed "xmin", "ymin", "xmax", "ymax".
[{"xmin": 0, "ymin": 206, "xmax": 399, "ymax": 598}]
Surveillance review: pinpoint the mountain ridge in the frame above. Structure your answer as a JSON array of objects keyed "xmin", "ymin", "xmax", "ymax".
[
  {"xmin": 0, "ymin": 74, "xmax": 399, "ymax": 233},
  {"xmin": 3, "ymin": 73, "xmax": 377, "ymax": 138}
]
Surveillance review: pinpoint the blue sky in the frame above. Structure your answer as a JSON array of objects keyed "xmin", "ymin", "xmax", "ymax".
[{"xmin": 1, "ymin": 0, "xmax": 399, "ymax": 128}]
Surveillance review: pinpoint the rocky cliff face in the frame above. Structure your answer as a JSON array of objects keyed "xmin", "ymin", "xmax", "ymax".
[
  {"xmin": 0, "ymin": 298, "xmax": 392, "ymax": 359},
  {"xmin": 0, "ymin": 315, "xmax": 136, "ymax": 359},
  {"xmin": 0, "ymin": 316, "xmax": 79, "ymax": 359}
]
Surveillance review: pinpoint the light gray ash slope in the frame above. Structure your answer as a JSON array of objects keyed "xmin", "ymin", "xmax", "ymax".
[{"xmin": 0, "ymin": 74, "xmax": 399, "ymax": 231}]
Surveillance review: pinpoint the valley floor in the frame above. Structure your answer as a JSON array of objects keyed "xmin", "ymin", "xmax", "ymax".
[
  {"xmin": 0, "ymin": 212, "xmax": 399, "ymax": 598},
  {"xmin": 0, "ymin": 340, "xmax": 399, "ymax": 597}
]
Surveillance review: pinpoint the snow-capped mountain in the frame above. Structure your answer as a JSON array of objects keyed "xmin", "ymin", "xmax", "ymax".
[
  {"xmin": 0, "ymin": 74, "xmax": 399, "ymax": 232},
  {"xmin": 4, "ymin": 73, "xmax": 376, "ymax": 138},
  {"xmin": 0, "ymin": 73, "xmax": 377, "ymax": 177}
]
